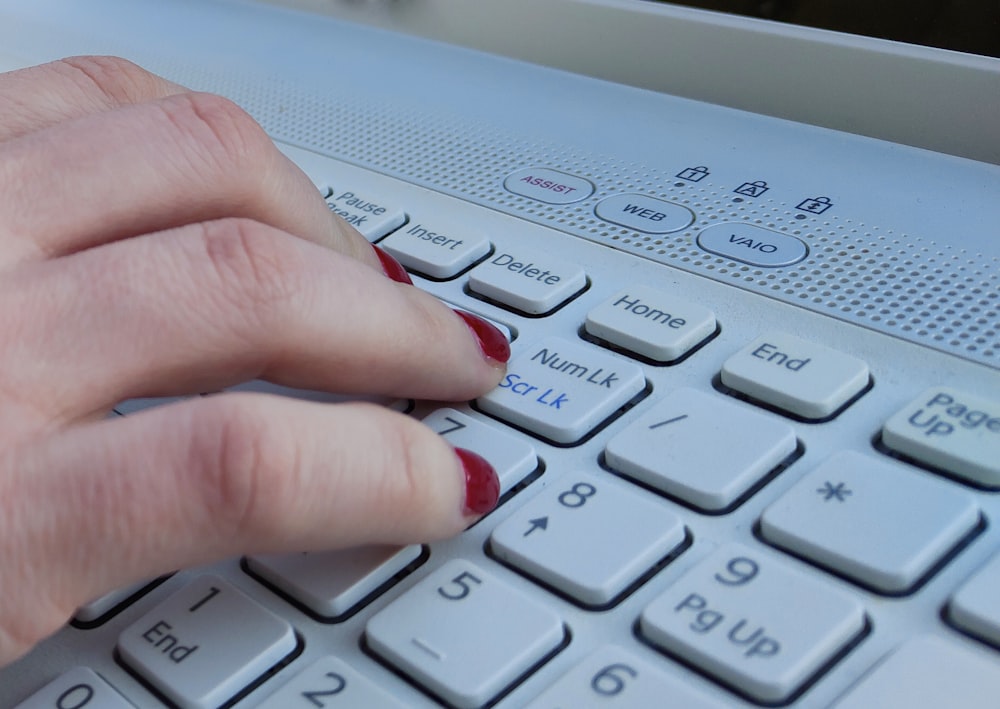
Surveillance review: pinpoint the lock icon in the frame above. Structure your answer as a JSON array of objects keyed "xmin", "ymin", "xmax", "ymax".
[
  {"xmin": 734, "ymin": 180, "xmax": 769, "ymax": 198},
  {"xmin": 676, "ymin": 165, "xmax": 710, "ymax": 182},
  {"xmin": 796, "ymin": 196, "xmax": 833, "ymax": 214}
]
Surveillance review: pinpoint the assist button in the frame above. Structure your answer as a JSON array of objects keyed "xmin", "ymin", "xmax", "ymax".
[{"xmin": 503, "ymin": 167, "xmax": 594, "ymax": 204}]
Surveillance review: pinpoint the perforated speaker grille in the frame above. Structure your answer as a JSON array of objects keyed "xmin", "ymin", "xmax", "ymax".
[{"xmin": 161, "ymin": 60, "xmax": 999, "ymax": 368}]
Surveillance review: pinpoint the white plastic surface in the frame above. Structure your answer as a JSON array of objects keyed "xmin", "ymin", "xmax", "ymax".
[{"xmin": 0, "ymin": 3, "xmax": 999, "ymax": 708}]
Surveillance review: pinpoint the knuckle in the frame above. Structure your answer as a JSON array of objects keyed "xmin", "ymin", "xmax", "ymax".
[
  {"xmin": 159, "ymin": 91, "xmax": 272, "ymax": 184},
  {"xmin": 186, "ymin": 397, "xmax": 297, "ymax": 542},
  {"xmin": 193, "ymin": 219, "xmax": 303, "ymax": 327},
  {"xmin": 57, "ymin": 55, "xmax": 166, "ymax": 107}
]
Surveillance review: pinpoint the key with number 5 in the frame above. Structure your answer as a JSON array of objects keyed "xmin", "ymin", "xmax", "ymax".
[{"xmin": 365, "ymin": 560, "xmax": 566, "ymax": 709}]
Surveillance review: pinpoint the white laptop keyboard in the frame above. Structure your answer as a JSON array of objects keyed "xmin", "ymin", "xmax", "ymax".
[
  {"xmin": 7, "ymin": 143, "xmax": 1000, "ymax": 708},
  {"xmin": 0, "ymin": 0, "xmax": 998, "ymax": 700}
]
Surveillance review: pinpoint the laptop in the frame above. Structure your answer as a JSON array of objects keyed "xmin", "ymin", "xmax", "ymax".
[{"xmin": 1, "ymin": 1, "xmax": 999, "ymax": 706}]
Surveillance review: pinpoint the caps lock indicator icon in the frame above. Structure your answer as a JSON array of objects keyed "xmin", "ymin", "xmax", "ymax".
[{"xmin": 734, "ymin": 180, "xmax": 769, "ymax": 198}]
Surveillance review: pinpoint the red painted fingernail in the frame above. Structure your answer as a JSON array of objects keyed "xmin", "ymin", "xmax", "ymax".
[
  {"xmin": 372, "ymin": 244, "xmax": 413, "ymax": 285},
  {"xmin": 455, "ymin": 311, "xmax": 511, "ymax": 364},
  {"xmin": 456, "ymin": 448, "xmax": 500, "ymax": 516}
]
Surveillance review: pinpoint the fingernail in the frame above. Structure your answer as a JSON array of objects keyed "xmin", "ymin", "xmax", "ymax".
[
  {"xmin": 455, "ymin": 311, "xmax": 511, "ymax": 364},
  {"xmin": 456, "ymin": 448, "xmax": 500, "ymax": 516},
  {"xmin": 372, "ymin": 244, "xmax": 413, "ymax": 285}
]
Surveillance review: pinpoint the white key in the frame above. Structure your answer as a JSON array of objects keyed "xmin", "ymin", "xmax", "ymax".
[
  {"xmin": 113, "ymin": 396, "xmax": 188, "ymax": 416},
  {"xmin": 524, "ymin": 646, "xmax": 728, "ymax": 709},
  {"xmin": 759, "ymin": 451, "xmax": 980, "ymax": 593},
  {"xmin": 477, "ymin": 337, "xmax": 646, "ymax": 444},
  {"xmin": 365, "ymin": 560, "xmax": 565, "ymax": 709},
  {"xmin": 15, "ymin": 667, "xmax": 134, "ymax": 709},
  {"xmin": 882, "ymin": 387, "xmax": 1000, "ymax": 488},
  {"xmin": 831, "ymin": 636, "xmax": 1000, "ymax": 709},
  {"xmin": 225, "ymin": 380, "xmax": 410, "ymax": 412},
  {"xmin": 948, "ymin": 551, "xmax": 1000, "ymax": 646},
  {"xmin": 467, "ymin": 248, "xmax": 587, "ymax": 315},
  {"xmin": 74, "ymin": 578, "xmax": 158, "ymax": 624},
  {"xmin": 422, "ymin": 408, "xmax": 537, "ymax": 495},
  {"xmin": 720, "ymin": 333, "xmax": 870, "ymax": 419},
  {"xmin": 325, "ymin": 189, "xmax": 406, "ymax": 241},
  {"xmin": 379, "ymin": 220, "xmax": 491, "ymax": 279},
  {"xmin": 605, "ymin": 388, "xmax": 797, "ymax": 511},
  {"xmin": 490, "ymin": 472, "xmax": 686, "ymax": 606},
  {"xmin": 640, "ymin": 543, "xmax": 865, "ymax": 704},
  {"xmin": 443, "ymin": 304, "xmax": 514, "ymax": 342},
  {"xmin": 246, "ymin": 545, "xmax": 422, "ymax": 620},
  {"xmin": 118, "ymin": 576, "xmax": 297, "ymax": 709},
  {"xmin": 585, "ymin": 286, "xmax": 716, "ymax": 362},
  {"xmin": 255, "ymin": 656, "xmax": 407, "ymax": 708}
]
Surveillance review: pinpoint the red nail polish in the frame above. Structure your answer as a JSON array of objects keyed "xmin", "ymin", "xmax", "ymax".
[
  {"xmin": 455, "ymin": 311, "xmax": 511, "ymax": 364},
  {"xmin": 372, "ymin": 245, "xmax": 413, "ymax": 285},
  {"xmin": 456, "ymin": 448, "xmax": 500, "ymax": 516}
]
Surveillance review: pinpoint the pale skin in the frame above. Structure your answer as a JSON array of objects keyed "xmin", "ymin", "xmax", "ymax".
[{"xmin": 0, "ymin": 56, "xmax": 507, "ymax": 664}]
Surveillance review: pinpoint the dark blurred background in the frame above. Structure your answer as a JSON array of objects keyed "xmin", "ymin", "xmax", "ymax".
[{"xmin": 653, "ymin": 0, "xmax": 1000, "ymax": 58}]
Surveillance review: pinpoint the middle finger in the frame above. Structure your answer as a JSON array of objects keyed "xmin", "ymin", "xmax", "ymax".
[{"xmin": 0, "ymin": 217, "xmax": 508, "ymax": 422}]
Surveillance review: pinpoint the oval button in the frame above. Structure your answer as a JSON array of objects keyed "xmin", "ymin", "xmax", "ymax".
[
  {"xmin": 697, "ymin": 223, "xmax": 808, "ymax": 267},
  {"xmin": 503, "ymin": 167, "xmax": 594, "ymax": 204},
  {"xmin": 595, "ymin": 193, "xmax": 694, "ymax": 234}
]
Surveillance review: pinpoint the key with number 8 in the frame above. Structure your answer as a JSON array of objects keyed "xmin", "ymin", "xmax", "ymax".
[{"xmin": 490, "ymin": 472, "xmax": 687, "ymax": 607}]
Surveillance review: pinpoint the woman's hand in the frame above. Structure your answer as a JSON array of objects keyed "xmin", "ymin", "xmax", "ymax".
[{"xmin": 0, "ymin": 56, "xmax": 508, "ymax": 664}]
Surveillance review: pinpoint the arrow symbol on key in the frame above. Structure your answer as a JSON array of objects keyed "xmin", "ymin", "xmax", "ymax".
[{"xmin": 524, "ymin": 517, "xmax": 549, "ymax": 537}]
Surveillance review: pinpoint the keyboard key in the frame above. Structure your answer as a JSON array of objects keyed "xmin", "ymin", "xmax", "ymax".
[
  {"xmin": 325, "ymin": 188, "xmax": 406, "ymax": 240},
  {"xmin": 524, "ymin": 645, "xmax": 728, "ymax": 708},
  {"xmin": 948, "ymin": 551, "xmax": 1000, "ymax": 647},
  {"xmin": 605, "ymin": 388, "xmax": 796, "ymax": 511},
  {"xmin": 759, "ymin": 451, "xmax": 980, "ymax": 593},
  {"xmin": 639, "ymin": 543, "xmax": 865, "ymax": 704},
  {"xmin": 594, "ymin": 193, "xmax": 694, "ymax": 234},
  {"xmin": 831, "ymin": 636, "xmax": 1000, "ymax": 709},
  {"xmin": 224, "ymin": 380, "xmax": 411, "ymax": 412},
  {"xmin": 379, "ymin": 220, "xmax": 491, "ymax": 279},
  {"xmin": 365, "ymin": 560, "xmax": 565, "ymax": 709},
  {"xmin": 422, "ymin": 408, "xmax": 537, "ymax": 496},
  {"xmin": 15, "ymin": 667, "xmax": 134, "ymax": 709},
  {"xmin": 697, "ymin": 223, "xmax": 808, "ymax": 268},
  {"xmin": 246, "ymin": 545, "xmax": 423, "ymax": 620},
  {"xmin": 720, "ymin": 333, "xmax": 870, "ymax": 420},
  {"xmin": 490, "ymin": 472, "xmax": 686, "ymax": 606},
  {"xmin": 74, "ymin": 578, "xmax": 159, "ymax": 624},
  {"xmin": 477, "ymin": 337, "xmax": 646, "ymax": 444},
  {"xmin": 503, "ymin": 167, "xmax": 594, "ymax": 204},
  {"xmin": 117, "ymin": 575, "xmax": 297, "ymax": 709},
  {"xmin": 882, "ymin": 387, "xmax": 1000, "ymax": 488},
  {"xmin": 255, "ymin": 656, "xmax": 407, "ymax": 708},
  {"xmin": 584, "ymin": 286, "xmax": 716, "ymax": 362},
  {"xmin": 467, "ymin": 248, "xmax": 587, "ymax": 315},
  {"xmin": 112, "ymin": 396, "xmax": 187, "ymax": 416}
]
